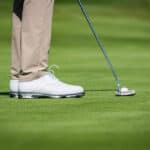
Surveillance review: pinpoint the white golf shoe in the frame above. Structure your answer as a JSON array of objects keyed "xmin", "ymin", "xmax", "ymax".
[{"xmin": 10, "ymin": 73, "xmax": 85, "ymax": 99}]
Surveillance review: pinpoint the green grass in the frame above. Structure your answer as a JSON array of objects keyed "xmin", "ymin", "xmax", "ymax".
[{"xmin": 0, "ymin": 2, "xmax": 150, "ymax": 150}]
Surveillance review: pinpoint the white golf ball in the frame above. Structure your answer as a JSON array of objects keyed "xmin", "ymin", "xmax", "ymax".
[{"xmin": 121, "ymin": 87, "xmax": 128, "ymax": 92}]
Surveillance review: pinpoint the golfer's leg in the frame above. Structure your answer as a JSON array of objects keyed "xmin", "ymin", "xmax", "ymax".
[
  {"xmin": 18, "ymin": 0, "xmax": 85, "ymax": 98},
  {"xmin": 40, "ymin": 0, "xmax": 54, "ymax": 71},
  {"xmin": 11, "ymin": 0, "xmax": 24, "ymax": 80},
  {"xmin": 20, "ymin": 0, "xmax": 54, "ymax": 81}
]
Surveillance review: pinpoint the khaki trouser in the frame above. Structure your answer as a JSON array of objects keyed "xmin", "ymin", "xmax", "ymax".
[{"xmin": 11, "ymin": 0, "xmax": 54, "ymax": 81}]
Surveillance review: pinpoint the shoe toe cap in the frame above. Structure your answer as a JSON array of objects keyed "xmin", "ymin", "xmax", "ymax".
[
  {"xmin": 65, "ymin": 85, "xmax": 85, "ymax": 95},
  {"xmin": 75, "ymin": 85, "xmax": 85, "ymax": 93}
]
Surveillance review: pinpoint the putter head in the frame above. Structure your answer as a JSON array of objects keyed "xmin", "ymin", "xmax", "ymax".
[{"xmin": 115, "ymin": 87, "xmax": 136, "ymax": 96}]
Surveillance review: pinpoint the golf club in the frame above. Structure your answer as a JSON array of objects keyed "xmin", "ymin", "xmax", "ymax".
[{"xmin": 77, "ymin": 0, "xmax": 136, "ymax": 96}]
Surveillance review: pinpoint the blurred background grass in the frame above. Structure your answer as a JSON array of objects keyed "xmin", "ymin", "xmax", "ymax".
[{"xmin": 0, "ymin": 0, "xmax": 150, "ymax": 150}]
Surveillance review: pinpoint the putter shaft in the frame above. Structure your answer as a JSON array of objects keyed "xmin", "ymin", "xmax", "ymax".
[{"xmin": 77, "ymin": 0, "xmax": 121, "ymax": 90}]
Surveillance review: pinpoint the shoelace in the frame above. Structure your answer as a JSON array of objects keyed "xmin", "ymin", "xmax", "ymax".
[{"xmin": 48, "ymin": 64, "xmax": 60, "ymax": 80}]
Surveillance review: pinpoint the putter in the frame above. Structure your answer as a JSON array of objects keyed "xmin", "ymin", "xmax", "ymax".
[{"xmin": 77, "ymin": 0, "xmax": 136, "ymax": 96}]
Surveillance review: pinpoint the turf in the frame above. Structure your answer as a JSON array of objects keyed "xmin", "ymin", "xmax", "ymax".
[{"xmin": 0, "ymin": 1, "xmax": 150, "ymax": 150}]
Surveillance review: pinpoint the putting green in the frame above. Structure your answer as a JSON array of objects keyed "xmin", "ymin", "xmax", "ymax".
[{"xmin": 0, "ymin": 1, "xmax": 150, "ymax": 150}]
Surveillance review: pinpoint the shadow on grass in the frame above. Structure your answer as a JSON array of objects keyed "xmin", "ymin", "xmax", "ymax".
[
  {"xmin": 0, "ymin": 90, "xmax": 116, "ymax": 98},
  {"xmin": 0, "ymin": 92, "xmax": 9, "ymax": 96},
  {"xmin": 86, "ymin": 89, "xmax": 115, "ymax": 92}
]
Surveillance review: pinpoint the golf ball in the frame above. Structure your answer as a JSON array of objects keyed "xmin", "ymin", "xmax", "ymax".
[{"xmin": 121, "ymin": 87, "xmax": 128, "ymax": 92}]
